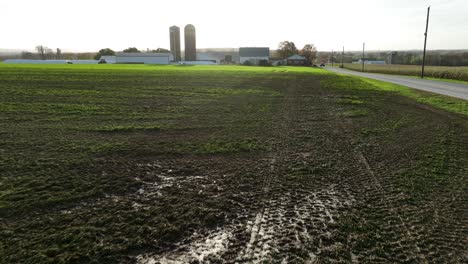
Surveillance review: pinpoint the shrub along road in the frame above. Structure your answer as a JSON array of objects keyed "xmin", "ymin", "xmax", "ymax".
[
  {"xmin": 327, "ymin": 66, "xmax": 468, "ymax": 100},
  {"xmin": 0, "ymin": 65, "xmax": 467, "ymax": 263}
]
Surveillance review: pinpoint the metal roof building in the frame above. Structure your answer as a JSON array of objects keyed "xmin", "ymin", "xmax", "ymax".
[
  {"xmin": 239, "ymin": 47, "xmax": 270, "ymax": 65},
  {"xmin": 239, "ymin": 47, "xmax": 270, "ymax": 57},
  {"xmin": 286, "ymin": 54, "xmax": 307, "ymax": 66},
  {"xmin": 100, "ymin": 56, "xmax": 116, "ymax": 64},
  {"xmin": 115, "ymin": 53, "xmax": 173, "ymax": 64}
]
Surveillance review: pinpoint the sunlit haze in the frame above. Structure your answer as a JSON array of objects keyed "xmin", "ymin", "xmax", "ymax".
[{"xmin": 1, "ymin": 0, "xmax": 467, "ymax": 52}]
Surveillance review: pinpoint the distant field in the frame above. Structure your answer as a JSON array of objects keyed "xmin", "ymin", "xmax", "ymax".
[
  {"xmin": 340, "ymin": 63, "xmax": 468, "ymax": 82},
  {"xmin": 1, "ymin": 64, "xmax": 467, "ymax": 263}
]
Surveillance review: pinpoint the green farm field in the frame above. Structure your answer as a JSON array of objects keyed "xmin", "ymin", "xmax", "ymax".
[
  {"xmin": 340, "ymin": 63, "xmax": 468, "ymax": 82},
  {"xmin": 1, "ymin": 64, "xmax": 467, "ymax": 263}
]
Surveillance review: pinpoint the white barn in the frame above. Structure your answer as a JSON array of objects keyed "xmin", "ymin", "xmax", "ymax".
[
  {"xmin": 115, "ymin": 53, "xmax": 173, "ymax": 64},
  {"xmin": 239, "ymin": 47, "xmax": 270, "ymax": 65}
]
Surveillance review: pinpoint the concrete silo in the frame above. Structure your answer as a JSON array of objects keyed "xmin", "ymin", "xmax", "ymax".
[
  {"xmin": 169, "ymin": 26, "xmax": 181, "ymax": 62},
  {"xmin": 184, "ymin": 24, "xmax": 197, "ymax": 61}
]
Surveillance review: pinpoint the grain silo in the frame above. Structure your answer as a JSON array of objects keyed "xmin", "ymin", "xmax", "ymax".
[
  {"xmin": 184, "ymin": 24, "xmax": 197, "ymax": 61},
  {"xmin": 169, "ymin": 26, "xmax": 181, "ymax": 62}
]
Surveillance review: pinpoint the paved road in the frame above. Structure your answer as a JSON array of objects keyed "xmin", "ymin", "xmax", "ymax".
[{"xmin": 326, "ymin": 67, "xmax": 468, "ymax": 100}]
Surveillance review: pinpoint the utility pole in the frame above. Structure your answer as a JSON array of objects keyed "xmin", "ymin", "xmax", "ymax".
[
  {"xmin": 331, "ymin": 50, "xmax": 334, "ymax": 67},
  {"xmin": 341, "ymin": 46, "xmax": 344, "ymax": 68},
  {"xmin": 362, "ymin": 42, "xmax": 365, "ymax": 72},
  {"xmin": 421, "ymin": 6, "xmax": 431, "ymax": 79}
]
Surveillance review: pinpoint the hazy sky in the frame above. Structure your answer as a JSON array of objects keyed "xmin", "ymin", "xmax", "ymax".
[{"xmin": 1, "ymin": 0, "xmax": 467, "ymax": 52}]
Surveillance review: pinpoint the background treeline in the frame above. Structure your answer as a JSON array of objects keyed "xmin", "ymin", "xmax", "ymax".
[
  {"xmin": 317, "ymin": 50, "xmax": 468, "ymax": 67},
  {"xmin": 2, "ymin": 49, "xmax": 468, "ymax": 67},
  {"xmin": 1, "ymin": 51, "xmax": 96, "ymax": 61},
  {"xmin": 342, "ymin": 63, "xmax": 468, "ymax": 82}
]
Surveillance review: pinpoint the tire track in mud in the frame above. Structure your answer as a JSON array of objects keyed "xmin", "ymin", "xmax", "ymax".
[
  {"xmin": 338, "ymin": 101, "xmax": 467, "ymax": 262},
  {"xmin": 355, "ymin": 152, "xmax": 427, "ymax": 262},
  {"xmin": 136, "ymin": 78, "xmax": 357, "ymax": 263},
  {"xmin": 233, "ymin": 77, "xmax": 351, "ymax": 263},
  {"xmin": 135, "ymin": 74, "xmax": 467, "ymax": 263},
  {"xmin": 337, "ymin": 114, "xmax": 430, "ymax": 263},
  {"xmin": 234, "ymin": 78, "xmax": 297, "ymax": 263}
]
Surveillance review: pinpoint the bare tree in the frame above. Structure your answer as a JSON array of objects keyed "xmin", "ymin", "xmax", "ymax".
[
  {"xmin": 36, "ymin": 45, "xmax": 46, "ymax": 60},
  {"xmin": 278, "ymin": 41, "xmax": 298, "ymax": 59},
  {"xmin": 35, "ymin": 45, "xmax": 54, "ymax": 60},
  {"xmin": 56, "ymin": 48, "xmax": 62, "ymax": 59},
  {"xmin": 300, "ymin": 44, "xmax": 318, "ymax": 65}
]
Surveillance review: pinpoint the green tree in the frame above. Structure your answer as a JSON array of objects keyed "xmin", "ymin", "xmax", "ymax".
[
  {"xmin": 123, "ymin": 47, "xmax": 140, "ymax": 53},
  {"xmin": 94, "ymin": 48, "xmax": 115, "ymax": 60},
  {"xmin": 151, "ymin": 48, "xmax": 170, "ymax": 53},
  {"xmin": 278, "ymin": 41, "xmax": 298, "ymax": 59}
]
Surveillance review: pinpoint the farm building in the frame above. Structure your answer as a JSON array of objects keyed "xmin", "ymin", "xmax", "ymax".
[
  {"xmin": 224, "ymin": 55, "xmax": 233, "ymax": 64},
  {"xmin": 100, "ymin": 56, "xmax": 116, "ymax": 64},
  {"xmin": 286, "ymin": 55, "xmax": 308, "ymax": 66},
  {"xmin": 115, "ymin": 52, "xmax": 173, "ymax": 64},
  {"xmin": 179, "ymin": 61, "xmax": 217, "ymax": 65},
  {"xmin": 197, "ymin": 53, "xmax": 219, "ymax": 64},
  {"xmin": 239, "ymin": 47, "xmax": 270, "ymax": 65},
  {"xmin": 353, "ymin": 58, "xmax": 386, "ymax": 65},
  {"xmin": 270, "ymin": 58, "xmax": 286, "ymax": 66}
]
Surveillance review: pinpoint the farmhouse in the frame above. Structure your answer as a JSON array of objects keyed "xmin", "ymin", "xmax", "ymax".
[
  {"xmin": 287, "ymin": 55, "xmax": 307, "ymax": 66},
  {"xmin": 115, "ymin": 52, "xmax": 173, "ymax": 64},
  {"xmin": 239, "ymin": 47, "xmax": 270, "ymax": 65}
]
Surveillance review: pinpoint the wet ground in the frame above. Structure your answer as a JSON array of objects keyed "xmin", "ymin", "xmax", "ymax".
[
  {"xmin": 131, "ymin": 77, "xmax": 467, "ymax": 263},
  {"xmin": 1, "ymin": 66, "xmax": 466, "ymax": 263}
]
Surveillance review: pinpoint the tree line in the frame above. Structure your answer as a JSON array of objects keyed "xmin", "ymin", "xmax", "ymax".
[
  {"xmin": 91, "ymin": 47, "xmax": 171, "ymax": 60},
  {"xmin": 16, "ymin": 45, "xmax": 468, "ymax": 67},
  {"xmin": 319, "ymin": 50, "xmax": 468, "ymax": 67},
  {"xmin": 17, "ymin": 46, "xmax": 171, "ymax": 60},
  {"xmin": 389, "ymin": 51, "xmax": 468, "ymax": 67}
]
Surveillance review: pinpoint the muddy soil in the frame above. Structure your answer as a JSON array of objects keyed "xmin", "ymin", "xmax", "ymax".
[
  {"xmin": 132, "ymin": 77, "xmax": 467, "ymax": 263},
  {"xmin": 2, "ymin": 69, "xmax": 466, "ymax": 263}
]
